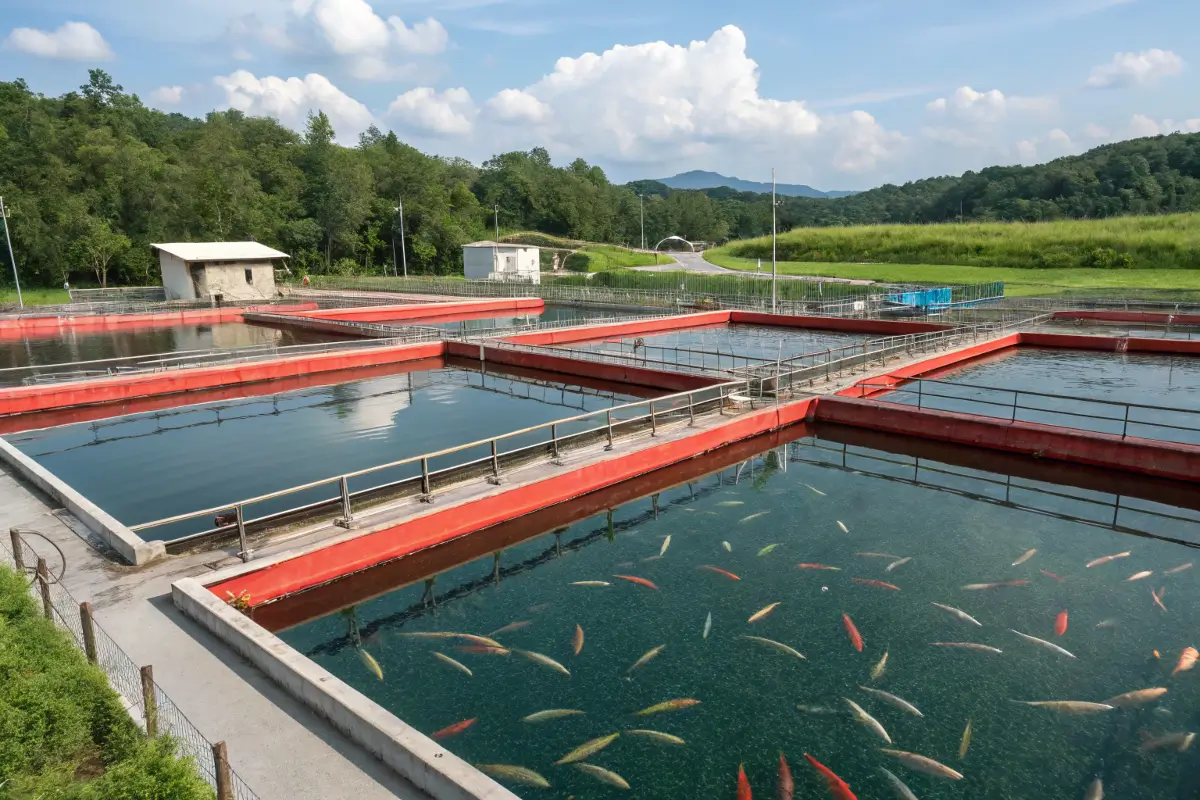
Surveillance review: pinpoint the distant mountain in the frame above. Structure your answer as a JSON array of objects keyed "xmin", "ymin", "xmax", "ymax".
[{"xmin": 653, "ymin": 170, "xmax": 857, "ymax": 199}]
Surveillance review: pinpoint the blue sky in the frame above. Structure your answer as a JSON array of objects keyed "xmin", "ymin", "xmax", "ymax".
[{"xmin": 2, "ymin": 0, "xmax": 1196, "ymax": 190}]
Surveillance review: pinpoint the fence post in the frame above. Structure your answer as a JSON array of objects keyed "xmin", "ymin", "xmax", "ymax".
[
  {"xmin": 37, "ymin": 558, "xmax": 52, "ymax": 620},
  {"xmin": 604, "ymin": 410, "xmax": 614, "ymax": 450},
  {"xmin": 551, "ymin": 424, "xmax": 560, "ymax": 460},
  {"xmin": 80, "ymin": 602, "xmax": 98, "ymax": 664},
  {"xmin": 649, "ymin": 401, "xmax": 657, "ymax": 436},
  {"xmin": 420, "ymin": 457, "xmax": 432, "ymax": 502},
  {"xmin": 140, "ymin": 665, "xmax": 158, "ymax": 737},
  {"xmin": 688, "ymin": 392, "xmax": 695, "ymax": 426},
  {"xmin": 335, "ymin": 476, "xmax": 354, "ymax": 529},
  {"xmin": 1011, "ymin": 390, "xmax": 1019, "ymax": 422},
  {"xmin": 212, "ymin": 741, "xmax": 233, "ymax": 800},
  {"xmin": 1121, "ymin": 404, "xmax": 1130, "ymax": 439},
  {"xmin": 488, "ymin": 439, "xmax": 502, "ymax": 484},
  {"xmin": 9, "ymin": 528, "xmax": 24, "ymax": 572},
  {"xmin": 235, "ymin": 505, "xmax": 251, "ymax": 562},
  {"xmin": 917, "ymin": 380, "xmax": 923, "ymax": 410}
]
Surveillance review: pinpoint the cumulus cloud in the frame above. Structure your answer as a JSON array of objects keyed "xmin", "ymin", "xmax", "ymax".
[
  {"xmin": 1126, "ymin": 114, "xmax": 1200, "ymax": 138},
  {"xmin": 150, "ymin": 86, "xmax": 184, "ymax": 105},
  {"xmin": 1015, "ymin": 128, "xmax": 1073, "ymax": 164},
  {"xmin": 1086, "ymin": 49, "xmax": 1184, "ymax": 89},
  {"xmin": 3, "ymin": 21, "xmax": 113, "ymax": 60},
  {"xmin": 388, "ymin": 87, "xmax": 474, "ymax": 135},
  {"xmin": 926, "ymin": 86, "xmax": 1054, "ymax": 123},
  {"xmin": 214, "ymin": 70, "xmax": 374, "ymax": 142},
  {"xmin": 475, "ymin": 25, "xmax": 900, "ymax": 176},
  {"xmin": 1082, "ymin": 122, "xmax": 1111, "ymax": 139}
]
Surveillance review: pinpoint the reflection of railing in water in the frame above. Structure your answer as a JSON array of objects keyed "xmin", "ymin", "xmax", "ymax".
[
  {"xmin": 303, "ymin": 467, "xmax": 742, "ymax": 658},
  {"xmin": 789, "ymin": 438, "xmax": 1200, "ymax": 547},
  {"xmin": 858, "ymin": 378, "xmax": 1200, "ymax": 445}
]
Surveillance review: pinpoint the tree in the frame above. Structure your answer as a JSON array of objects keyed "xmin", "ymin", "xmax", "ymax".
[{"xmin": 72, "ymin": 218, "xmax": 130, "ymax": 288}]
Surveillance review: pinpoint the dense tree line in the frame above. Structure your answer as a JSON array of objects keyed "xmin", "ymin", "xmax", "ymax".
[{"xmin": 2, "ymin": 71, "xmax": 1198, "ymax": 287}]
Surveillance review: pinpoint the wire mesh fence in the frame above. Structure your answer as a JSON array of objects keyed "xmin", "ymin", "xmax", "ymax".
[{"xmin": 2, "ymin": 529, "xmax": 259, "ymax": 800}]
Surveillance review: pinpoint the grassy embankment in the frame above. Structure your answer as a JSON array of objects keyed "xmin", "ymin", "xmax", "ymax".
[
  {"xmin": 0, "ymin": 565, "xmax": 213, "ymax": 798},
  {"xmin": 501, "ymin": 231, "xmax": 667, "ymax": 272},
  {"xmin": 707, "ymin": 213, "xmax": 1200, "ymax": 295},
  {"xmin": 0, "ymin": 288, "xmax": 73, "ymax": 305}
]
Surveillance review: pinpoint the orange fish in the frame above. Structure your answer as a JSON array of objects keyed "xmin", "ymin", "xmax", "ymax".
[
  {"xmin": 699, "ymin": 565, "xmax": 741, "ymax": 581},
  {"xmin": 737, "ymin": 763, "xmax": 752, "ymax": 800},
  {"xmin": 1055, "ymin": 610, "xmax": 1068, "ymax": 637},
  {"xmin": 1154, "ymin": 650, "xmax": 1161, "ymax": 659},
  {"xmin": 803, "ymin": 754, "xmax": 857, "ymax": 800},
  {"xmin": 1173, "ymin": 646, "xmax": 1198, "ymax": 675},
  {"xmin": 843, "ymin": 613, "xmax": 863, "ymax": 653},
  {"xmin": 572, "ymin": 624, "xmax": 584, "ymax": 656},
  {"xmin": 613, "ymin": 574, "xmax": 659, "ymax": 590},
  {"xmin": 796, "ymin": 563, "xmax": 842, "ymax": 571},
  {"xmin": 778, "ymin": 753, "xmax": 794, "ymax": 800},
  {"xmin": 1039, "ymin": 569, "xmax": 1065, "ymax": 583},
  {"xmin": 851, "ymin": 578, "xmax": 900, "ymax": 591},
  {"xmin": 432, "ymin": 717, "xmax": 476, "ymax": 740}
]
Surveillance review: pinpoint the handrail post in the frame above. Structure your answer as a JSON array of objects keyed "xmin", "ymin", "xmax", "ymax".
[
  {"xmin": 140, "ymin": 665, "xmax": 158, "ymax": 737},
  {"xmin": 917, "ymin": 379, "xmax": 923, "ymax": 410},
  {"xmin": 1121, "ymin": 404, "xmax": 1130, "ymax": 439},
  {"xmin": 80, "ymin": 602, "xmax": 98, "ymax": 664},
  {"xmin": 605, "ymin": 409, "xmax": 614, "ymax": 450},
  {"xmin": 719, "ymin": 385, "xmax": 726, "ymax": 416},
  {"xmin": 37, "ymin": 558, "xmax": 52, "ymax": 620},
  {"xmin": 688, "ymin": 391, "xmax": 696, "ymax": 426},
  {"xmin": 1011, "ymin": 389, "xmax": 1019, "ymax": 422},
  {"xmin": 235, "ymin": 505, "xmax": 252, "ymax": 561},
  {"xmin": 9, "ymin": 528, "xmax": 24, "ymax": 572},
  {"xmin": 650, "ymin": 401, "xmax": 657, "ymax": 436},
  {"xmin": 334, "ymin": 476, "xmax": 354, "ymax": 529},
  {"xmin": 420, "ymin": 457, "xmax": 433, "ymax": 502},
  {"xmin": 551, "ymin": 423, "xmax": 561, "ymax": 461},
  {"xmin": 487, "ymin": 439, "xmax": 503, "ymax": 484}
]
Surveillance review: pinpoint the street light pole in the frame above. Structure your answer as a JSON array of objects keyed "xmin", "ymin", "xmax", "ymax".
[
  {"xmin": 639, "ymin": 194, "xmax": 645, "ymax": 250},
  {"xmin": 771, "ymin": 168, "xmax": 777, "ymax": 314},
  {"xmin": 494, "ymin": 204, "xmax": 500, "ymax": 243},
  {"xmin": 396, "ymin": 199, "xmax": 408, "ymax": 278},
  {"xmin": 0, "ymin": 197, "xmax": 22, "ymax": 308}
]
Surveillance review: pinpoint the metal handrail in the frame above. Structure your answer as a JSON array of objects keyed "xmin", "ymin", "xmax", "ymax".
[
  {"xmin": 489, "ymin": 339, "xmax": 742, "ymax": 378},
  {"xmin": 863, "ymin": 378, "xmax": 1200, "ymax": 441},
  {"xmin": 130, "ymin": 378, "xmax": 747, "ymax": 539}
]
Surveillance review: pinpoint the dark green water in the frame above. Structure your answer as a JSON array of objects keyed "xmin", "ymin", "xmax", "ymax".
[
  {"xmin": 889, "ymin": 348, "xmax": 1200, "ymax": 445},
  {"xmin": 278, "ymin": 429, "xmax": 1200, "ymax": 799},
  {"xmin": 566, "ymin": 324, "xmax": 874, "ymax": 367},
  {"xmin": 382, "ymin": 304, "xmax": 645, "ymax": 334},
  {"xmin": 4, "ymin": 363, "xmax": 649, "ymax": 538}
]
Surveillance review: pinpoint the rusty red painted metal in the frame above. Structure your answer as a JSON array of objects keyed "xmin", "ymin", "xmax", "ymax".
[
  {"xmin": 731, "ymin": 310, "xmax": 949, "ymax": 334},
  {"xmin": 0, "ymin": 303, "xmax": 319, "ymax": 339},
  {"xmin": 282, "ymin": 298, "xmax": 543, "ymax": 323}
]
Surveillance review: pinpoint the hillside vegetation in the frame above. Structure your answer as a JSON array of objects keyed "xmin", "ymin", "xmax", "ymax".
[{"xmin": 712, "ymin": 213, "xmax": 1200, "ymax": 271}]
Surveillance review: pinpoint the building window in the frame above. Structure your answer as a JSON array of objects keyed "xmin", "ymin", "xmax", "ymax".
[{"xmin": 245, "ymin": 268, "xmax": 254, "ymax": 284}]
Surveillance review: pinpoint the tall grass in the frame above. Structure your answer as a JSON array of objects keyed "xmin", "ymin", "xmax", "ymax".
[{"xmin": 715, "ymin": 213, "xmax": 1200, "ymax": 270}]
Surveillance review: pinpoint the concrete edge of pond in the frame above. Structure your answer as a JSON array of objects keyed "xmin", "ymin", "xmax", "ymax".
[
  {"xmin": 171, "ymin": 577, "xmax": 521, "ymax": 800},
  {"xmin": 0, "ymin": 436, "xmax": 163, "ymax": 565}
]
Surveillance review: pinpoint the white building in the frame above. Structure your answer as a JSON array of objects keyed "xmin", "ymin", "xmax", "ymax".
[
  {"xmin": 152, "ymin": 242, "xmax": 289, "ymax": 302},
  {"xmin": 462, "ymin": 242, "xmax": 540, "ymax": 284}
]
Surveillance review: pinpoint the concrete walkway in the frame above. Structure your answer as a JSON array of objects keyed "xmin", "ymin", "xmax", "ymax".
[{"xmin": 0, "ymin": 464, "xmax": 428, "ymax": 800}]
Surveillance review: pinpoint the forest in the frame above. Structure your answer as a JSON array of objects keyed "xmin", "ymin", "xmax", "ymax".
[{"xmin": 2, "ymin": 70, "xmax": 1199, "ymax": 287}]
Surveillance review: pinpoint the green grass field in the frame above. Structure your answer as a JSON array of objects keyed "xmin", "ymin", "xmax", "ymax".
[
  {"xmin": 703, "ymin": 252, "xmax": 1200, "ymax": 296},
  {"xmin": 715, "ymin": 213, "xmax": 1200, "ymax": 272},
  {"xmin": 0, "ymin": 288, "xmax": 73, "ymax": 306},
  {"xmin": 566, "ymin": 245, "xmax": 665, "ymax": 272}
]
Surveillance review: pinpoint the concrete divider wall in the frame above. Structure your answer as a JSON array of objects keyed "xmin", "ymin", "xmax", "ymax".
[
  {"xmin": 283, "ymin": 298, "xmax": 544, "ymax": 323},
  {"xmin": 503, "ymin": 311, "xmax": 732, "ymax": 345},
  {"xmin": 731, "ymin": 310, "xmax": 950, "ymax": 335},
  {"xmin": 171, "ymin": 579, "xmax": 519, "ymax": 800},
  {"xmin": 0, "ymin": 437, "xmax": 162, "ymax": 564},
  {"xmin": 1052, "ymin": 310, "xmax": 1200, "ymax": 326},
  {"xmin": 0, "ymin": 303, "xmax": 319, "ymax": 338}
]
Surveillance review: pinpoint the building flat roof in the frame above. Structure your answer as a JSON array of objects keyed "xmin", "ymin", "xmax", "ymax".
[
  {"xmin": 151, "ymin": 242, "xmax": 290, "ymax": 262},
  {"xmin": 463, "ymin": 241, "xmax": 531, "ymax": 248}
]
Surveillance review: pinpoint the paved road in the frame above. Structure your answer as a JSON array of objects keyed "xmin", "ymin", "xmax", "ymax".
[{"xmin": 633, "ymin": 250, "xmax": 875, "ymax": 285}]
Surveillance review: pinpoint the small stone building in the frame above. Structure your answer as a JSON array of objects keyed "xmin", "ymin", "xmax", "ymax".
[
  {"xmin": 462, "ymin": 242, "xmax": 540, "ymax": 284},
  {"xmin": 152, "ymin": 242, "xmax": 288, "ymax": 302}
]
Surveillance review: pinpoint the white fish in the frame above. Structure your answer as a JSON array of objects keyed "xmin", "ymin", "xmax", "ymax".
[
  {"xmin": 574, "ymin": 763, "xmax": 630, "ymax": 789},
  {"xmin": 657, "ymin": 536, "xmax": 671, "ymax": 557},
  {"xmin": 1012, "ymin": 548, "xmax": 1038, "ymax": 566},
  {"xmin": 1094, "ymin": 619, "xmax": 1118, "ymax": 630},
  {"xmin": 856, "ymin": 552, "xmax": 901, "ymax": 559},
  {"xmin": 742, "ymin": 635, "xmax": 806, "ymax": 660},
  {"xmin": 702, "ymin": 612, "xmax": 712, "ymax": 640},
  {"xmin": 432, "ymin": 651, "xmax": 473, "ymax": 676},
  {"xmin": 1086, "ymin": 551, "xmax": 1131, "ymax": 568},
  {"xmin": 885, "ymin": 557, "xmax": 912, "ymax": 573},
  {"xmin": 1165, "ymin": 562, "xmax": 1193, "ymax": 575},
  {"xmin": 1013, "ymin": 701, "xmax": 1114, "ymax": 715},
  {"xmin": 879, "ymin": 767, "xmax": 919, "ymax": 800},
  {"xmin": 741, "ymin": 511, "xmax": 770, "ymax": 523},
  {"xmin": 1139, "ymin": 732, "xmax": 1195, "ymax": 752},
  {"xmin": 570, "ymin": 581, "xmax": 610, "ymax": 587},
  {"xmin": 513, "ymin": 649, "xmax": 571, "ymax": 676},
  {"xmin": 522, "ymin": 709, "xmax": 585, "ymax": 723},
  {"xmin": 802, "ymin": 483, "xmax": 827, "ymax": 496},
  {"xmin": 1127, "ymin": 570, "xmax": 1153, "ymax": 582},
  {"xmin": 930, "ymin": 603, "xmax": 982, "ymax": 626},
  {"xmin": 859, "ymin": 686, "xmax": 924, "ymax": 717},
  {"xmin": 837, "ymin": 520, "xmax": 850, "ymax": 533},
  {"xmin": 1104, "ymin": 688, "xmax": 1167, "ymax": 708},
  {"xmin": 1086, "ymin": 777, "xmax": 1103, "ymax": 800},
  {"xmin": 796, "ymin": 704, "xmax": 844, "ymax": 716},
  {"xmin": 845, "ymin": 698, "xmax": 892, "ymax": 743},
  {"xmin": 627, "ymin": 644, "xmax": 666, "ymax": 674},
  {"xmin": 870, "ymin": 651, "xmax": 889, "ymax": 682},
  {"xmin": 931, "ymin": 642, "xmax": 1002, "ymax": 654},
  {"xmin": 1010, "ymin": 630, "xmax": 1076, "ymax": 659},
  {"xmin": 625, "ymin": 729, "xmax": 685, "ymax": 745},
  {"xmin": 880, "ymin": 749, "xmax": 964, "ymax": 780},
  {"xmin": 722, "ymin": 541, "xmax": 732, "ymax": 552},
  {"xmin": 717, "ymin": 501, "xmax": 744, "ymax": 507}
]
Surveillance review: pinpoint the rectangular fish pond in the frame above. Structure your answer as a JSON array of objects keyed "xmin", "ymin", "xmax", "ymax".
[
  {"xmin": 266, "ymin": 423, "xmax": 1200, "ymax": 799},
  {"xmin": 4, "ymin": 359, "xmax": 660, "ymax": 540},
  {"xmin": 372, "ymin": 304, "xmax": 650, "ymax": 335},
  {"xmin": 560, "ymin": 324, "xmax": 877, "ymax": 371},
  {"xmin": 881, "ymin": 347, "xmax": 1200, "ymax": 446}
]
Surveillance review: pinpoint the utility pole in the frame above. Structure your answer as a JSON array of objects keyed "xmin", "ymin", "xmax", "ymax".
[
  {"xmin": 494, "ymin": 204, "xmax": 500, "ymax": 243},
  {"xmin": 771, "ymin": 168, "xmax": 777, "ymax": 314},
  {"xmin": 396, "ymin": 200, "xmax": 408, "ymax": 277},
  {"xmin": 639, "ymin": 194, "xmax": 645, "ymax": 250},
  {"xmin": 0, "ymin": 197, "xmax": 22, "ymax": 308}
]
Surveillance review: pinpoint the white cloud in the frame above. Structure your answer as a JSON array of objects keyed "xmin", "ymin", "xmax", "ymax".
[
  {"xmin": 1188, "ymin": 119, "xmax": 1200, "ymax": 133},
  {"xmin": 390, "ymin": 16, "xmax": 449, "ymax": 56},
  {"xmin": 485, "ymin": 89, "xmax": 552, "ymax": 124},
  {"xmin": 3, "ymin": 21, "xmax": 113, "ymax": 60},
  {"xmin": 926, "ymin": 86, "xmax": 1054, "ymax": 123},
  {"xmin": 1086, "ymin": 49, "xmax": 1184, "ymax": 89},
  {"xmin": 1128, "ymin": 114, "xmax": 1162, "ymax": 137},
  {"xmin": 1082, "ymin": 122, "xmax": 1110, "ymax": 139},
  {"xmin": 150, "ymin": 86, "xmax": 184, "ymax": 105},
  {"xmin": 214, "ymin": 70, "xmax": 374, "ymax": 142},
  {"xmin": 476, "ymin": 25, "xmax": 901, "ymax": 176},
  {"xmin": 388, "ymin": 87, "xmax": 474, "ymax": 135},
  {"xmin": 1125, "ymin": 114, "xmax": 1200, "ymax": 138}
]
